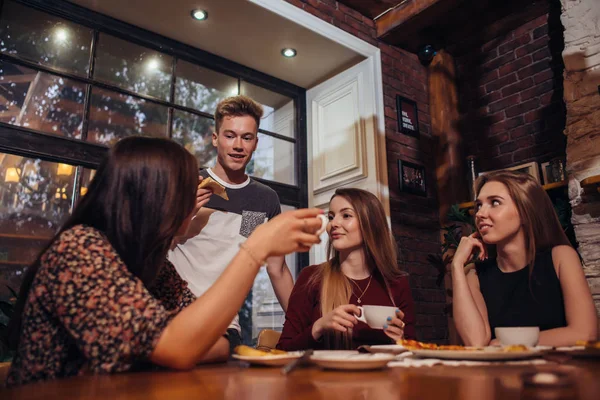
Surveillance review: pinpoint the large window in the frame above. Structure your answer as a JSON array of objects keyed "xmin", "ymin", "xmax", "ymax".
[{"xmin": 0, "ymin": 0, "xmax": 307, "ymax": 345}]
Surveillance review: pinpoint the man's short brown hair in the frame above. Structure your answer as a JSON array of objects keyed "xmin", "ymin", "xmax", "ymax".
[{"xmin": 214, "ymin": 95, "xmax": 263, "ymax": 133}]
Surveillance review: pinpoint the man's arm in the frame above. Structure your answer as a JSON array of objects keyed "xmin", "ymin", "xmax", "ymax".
[{"xmin": 266, "ymin": 256, "xmax": 293, "ymax": 312}]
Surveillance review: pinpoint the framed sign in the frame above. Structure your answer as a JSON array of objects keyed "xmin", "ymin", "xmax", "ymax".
[
  {"xmin": 396, "ymin": 95, "xmax": 419, "ymax": 137},
  {"xmin": 398, "ymin": 159, "xmax": 427, "ymax": 196}
]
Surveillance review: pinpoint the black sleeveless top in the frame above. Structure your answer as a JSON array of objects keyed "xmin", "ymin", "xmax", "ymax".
[{"xmin": 475, "ymin": 249, "xmax": 566, "ymax": 338}]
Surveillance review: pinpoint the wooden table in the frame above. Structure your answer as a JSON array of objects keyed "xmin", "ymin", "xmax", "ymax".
[{"xmin": 2, "ymin": 359, "xmax": 599, "ymax": 399}]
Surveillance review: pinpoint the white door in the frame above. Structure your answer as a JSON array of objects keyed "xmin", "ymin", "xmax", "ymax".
[{"xmin": 307, "ymin": 57, "xmax": 389, "ymax": 265}]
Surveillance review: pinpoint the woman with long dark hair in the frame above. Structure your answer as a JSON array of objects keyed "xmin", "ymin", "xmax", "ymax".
[
  {"xmin": 452, "ymin": 170, "xmax": 597, "ymax": 347},
  {"xmin": 6, "ymin": 136, "xmax": 324, "ymax": 386},
  {"xmin": 277, "ymin": 188, "xmax": 415, "ymax": 350}
]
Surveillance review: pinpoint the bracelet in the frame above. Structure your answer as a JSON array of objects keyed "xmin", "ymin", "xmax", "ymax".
[{"xmin": 239, "ymin": 242, "xmax": 266, "ymax": 267}]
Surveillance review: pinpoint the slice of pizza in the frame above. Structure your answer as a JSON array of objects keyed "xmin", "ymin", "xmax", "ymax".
[{"xmin": 199, "ymin": 176, "xmax": 229, "ymax": 200}]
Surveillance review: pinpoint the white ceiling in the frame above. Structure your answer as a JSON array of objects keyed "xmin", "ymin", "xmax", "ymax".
[{"xmin": 67, "ymin": 0, "xmax": 365, "ymax": 88}]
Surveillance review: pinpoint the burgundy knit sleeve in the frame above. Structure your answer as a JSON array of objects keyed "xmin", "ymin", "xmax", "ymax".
[
  {"xmin": 277, "ymin": 266, "xmax": 321, "ymax": 351},
  {"xmin": 390, "ymin": 275, "xmax": 417, "ymax": 340}
]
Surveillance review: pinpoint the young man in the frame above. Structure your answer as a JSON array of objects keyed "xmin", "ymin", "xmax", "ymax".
[{"xmin": 169, "ymin": 95, "xmax": 294, "ymax": 346}]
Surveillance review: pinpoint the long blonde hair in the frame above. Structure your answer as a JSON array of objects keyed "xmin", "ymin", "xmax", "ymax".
[
  {"xmin": 309, "ymin": 188, "xmax": 405, "ymax": 348},
  {"xmin": 473, "ymin": 170, "xmax": 570, "ymax": 277}
]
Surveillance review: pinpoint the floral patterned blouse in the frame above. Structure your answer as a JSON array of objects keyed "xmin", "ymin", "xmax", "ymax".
[{"xmin": 6, "ymin": 225, "xmax": 196, "ymax": 387}]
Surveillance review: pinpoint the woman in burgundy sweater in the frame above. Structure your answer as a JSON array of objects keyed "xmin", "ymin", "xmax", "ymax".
[{"xmin": 278, "ymin": 188, "xmax": 416, "ymax": 351}]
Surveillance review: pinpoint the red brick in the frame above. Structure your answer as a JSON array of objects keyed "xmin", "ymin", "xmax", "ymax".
[
  {"xmin": 499, "ymin": 140, "xmax": 518, "ymax": 154},
  {"xmin": 505, "ymin": 98, "xmax": 540, "ymax": 118},
  {"xmin": 333, "ymin": 8, "xmax": 346, "ymax": 22},
  {"xmin": 356, "ymin": 31, "xmax": 378, "ymax": 47},
  {"xmin": 484, "ymin": 73, "xmax": 517, "ymax": 93},
  {"xmin": 338, "ymin": 2, "xmax": 364, "ymax": 21},
  {"xmin": 362, "ymin": 15, "xmax": 375, "ymax": 28},
  {"xmin": 533, "ymin": 69, "xmax": 554, "ymax": 84},
  {"xmin": 481, "ymin": 91, "xmax": 502, "ymax": 105},
  {"xmin": 316, "ymin": 1, "xmax": 337, "ymax": 17},
  {"xmin": 510, "ymin": 124, "xmax": 537, "ymax": 139},
  {"xmin": 498, "ymin": 55, "xmax": 533, "ymax": 77},
  {"xmin": 520, "ymin": 80, "xmax": 555, "ymax": 101},
  {"xmin": 345, "ymin": 14, "xmax": 371, "ymax": 36},
  {"xmin": 490, "ymin": 115, "xmax": 525, "ymax": 135},
  {"xmin": 498, "ymin": 34, "xmax": 531, "ymax": 56},
  {"xmin": 483, "ymin": 52, "xmax": 516, "ymax": 72},
  {"xmin": 381, "ymin": 53, "xmax": 394, "ymax": 67},
  {"xmin": 523, "ymin": 109, "xmax": 541, "ymax": 123},
  {"xmin": 501, "ymin": 77, "xmax": 534, "ymax": 97},
  {"xmin": 383, "ymin": 74, "xmax": 403, "ymax": 91},
  {"xmin": 488, "ymin": 132, "xmax": 509, "ymax": 146},
  {"xmin": 489, "ymin": 154, "xmax": 514, "ymax": 168},
  {"xmin": 532, "ymin": 47, "xmax": 551, "ymax": 62},
  {"xmin": 285, "ymin": 0, "xmax": 304, "ymax": 9},
  {"xmin": 533, "ymin": 25, "xmax": 549, "ymax": 39},
  {"xmin": 488, "ymin": 93, "xmax": 520, "ymax": 113},
  {"xmin": 517, "ymin": 60, "xmax": 551, "ymax": 80},
  {"xmin": 540, "ymin": 92, "xmax": 553, "ymax": 106},
  {"xmin": 516, "ymin": 37, "xmax": 550, "ymax": 57},
  {"xmin": 481, "ymin": 70, "xmax": 499, "ymax": 84},
  {"xmin": 333, "ymin": 20, "xmax": 359, "ymax": 36},
  {"xmin": 303, "ymin": 4, "xmax": 331, "ymax": 22}
]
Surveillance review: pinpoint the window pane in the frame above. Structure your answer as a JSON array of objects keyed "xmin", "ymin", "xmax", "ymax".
[
  {"xmin": 0, "ymin": 153, "xmax": 75, "ymax": 305},
  {"xmin": 247, "ymin": 135, "xmax": 296, "ymax": 185},
  {"xmin": 94, "ymin": 34, "xmax": 172, "ymax": 101},
  {"xmin": 175, "ymin": 60, "xmax": 237, "ymax": 114},
  {"xmin": 240, "ymin": 81, "xmax": 295, "ymax": 138},
  {"xmin": 0, "ymin": 61, "xmax": 85, "ymax": 138},
  {"xmin": 171, "ymin": 110, "xmax": 216, "ymax": 168},
  {"xmin": 87, "ymin": 87, "xmax": 168, "ymax": 146},
  {"xmin": 249, "ymin": 204, "xmax": 297, "ymax": 343},
  {"xmin": 0, "ymin": 1, "xmax": 92, "ymax": 76}
]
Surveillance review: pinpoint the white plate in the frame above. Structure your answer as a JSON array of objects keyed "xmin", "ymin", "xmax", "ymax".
[
  {"xmin": 310, "ymin": 352, "xmax": 395, "ymax": 370},
  {"xmin": 410, "ymin": 347, "xmax": 543, "ymax": 361},
  {"xmin": 368, "ymin": 344, "xmax": 408, "ymax": 355},
  {"xmin": 232, "ymin": 351, "xmax": 304, "ymax": 367}
]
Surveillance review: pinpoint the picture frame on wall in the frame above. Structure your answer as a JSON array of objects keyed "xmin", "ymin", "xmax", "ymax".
[
  {"xmin": 479, "ymin": 161, "xmax": 541, "ymax": 184},
  {"xmin": 398, "ymin": 159, "xmax": 427, "ymax": 196},
  {"xmin": 541, "ymin": 158, "xmax": 566, "ymax": 185},
  {"xmin": 396, "ymin": 95, "xmax": 419, "ymax": 137}
]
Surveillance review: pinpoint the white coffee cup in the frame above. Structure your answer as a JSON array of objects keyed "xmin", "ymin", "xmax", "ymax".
[
  {"xmin": 316, "ymin": 214, "xmax": 328, "ymax": 235},
  {"xmin": 355, "ymin": 305, "xmax": 397, "ymax": 329},
  {"xmin": 494, "ymin": 327, "xmax": 540, "ymax": 347}
]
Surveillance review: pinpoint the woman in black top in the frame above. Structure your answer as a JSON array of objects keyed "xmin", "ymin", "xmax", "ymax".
[{"xmin": 452, "ymin": 170, "xmax": 597, "ymax": 347}]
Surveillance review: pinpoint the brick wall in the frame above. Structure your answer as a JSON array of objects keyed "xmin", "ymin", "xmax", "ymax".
[
  {"xmin": 285, "ymin": 0, "xmax": 447, "ymax": 343},
  {"xmin": 455, "ymin": 3, "xmax": 566, "ymax": 173}
]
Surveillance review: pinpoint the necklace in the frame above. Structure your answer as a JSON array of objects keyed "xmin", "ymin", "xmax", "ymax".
[{"xmin": 348, "ymin": 275, "xmax": 372, "ymax": 304}]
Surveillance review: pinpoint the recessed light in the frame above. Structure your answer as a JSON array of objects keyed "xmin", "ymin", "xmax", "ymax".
[
  {"xmin": 281, "ymin": 48, "xmax": 297, "ymax": 58},
  {"xmin": 191, "ymin": 9, "xmax": 208, "ymax": 21}
]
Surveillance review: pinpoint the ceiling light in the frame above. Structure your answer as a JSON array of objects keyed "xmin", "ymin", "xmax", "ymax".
[
  {"xmin": 281, "ymin": 48, "xmax": 297, "ymax": 58},
  {"xmin": 146, "ymin": 58, "xmax": 160, "ymax": 71},
  {"xmin": 191, "ymin": 9, "xmax": 208, "ymax": 21},
  {"xmin": 54, "ymin": 27, "xmax": 68, "ymax": 43}
]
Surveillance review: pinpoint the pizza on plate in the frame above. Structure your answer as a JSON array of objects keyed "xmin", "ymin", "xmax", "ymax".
[
  {"xmin": 398, "ymin": 340, "xmax": 531, "ymax": 352},
  {"xmin": 234, "ymin": 345, "xmax": 288, "ymax": 357}
]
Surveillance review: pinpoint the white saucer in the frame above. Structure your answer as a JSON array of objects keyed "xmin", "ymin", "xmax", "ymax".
[{"xmin": 310, "ymin": 352, "xmax": 395, "ymax": 371}]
